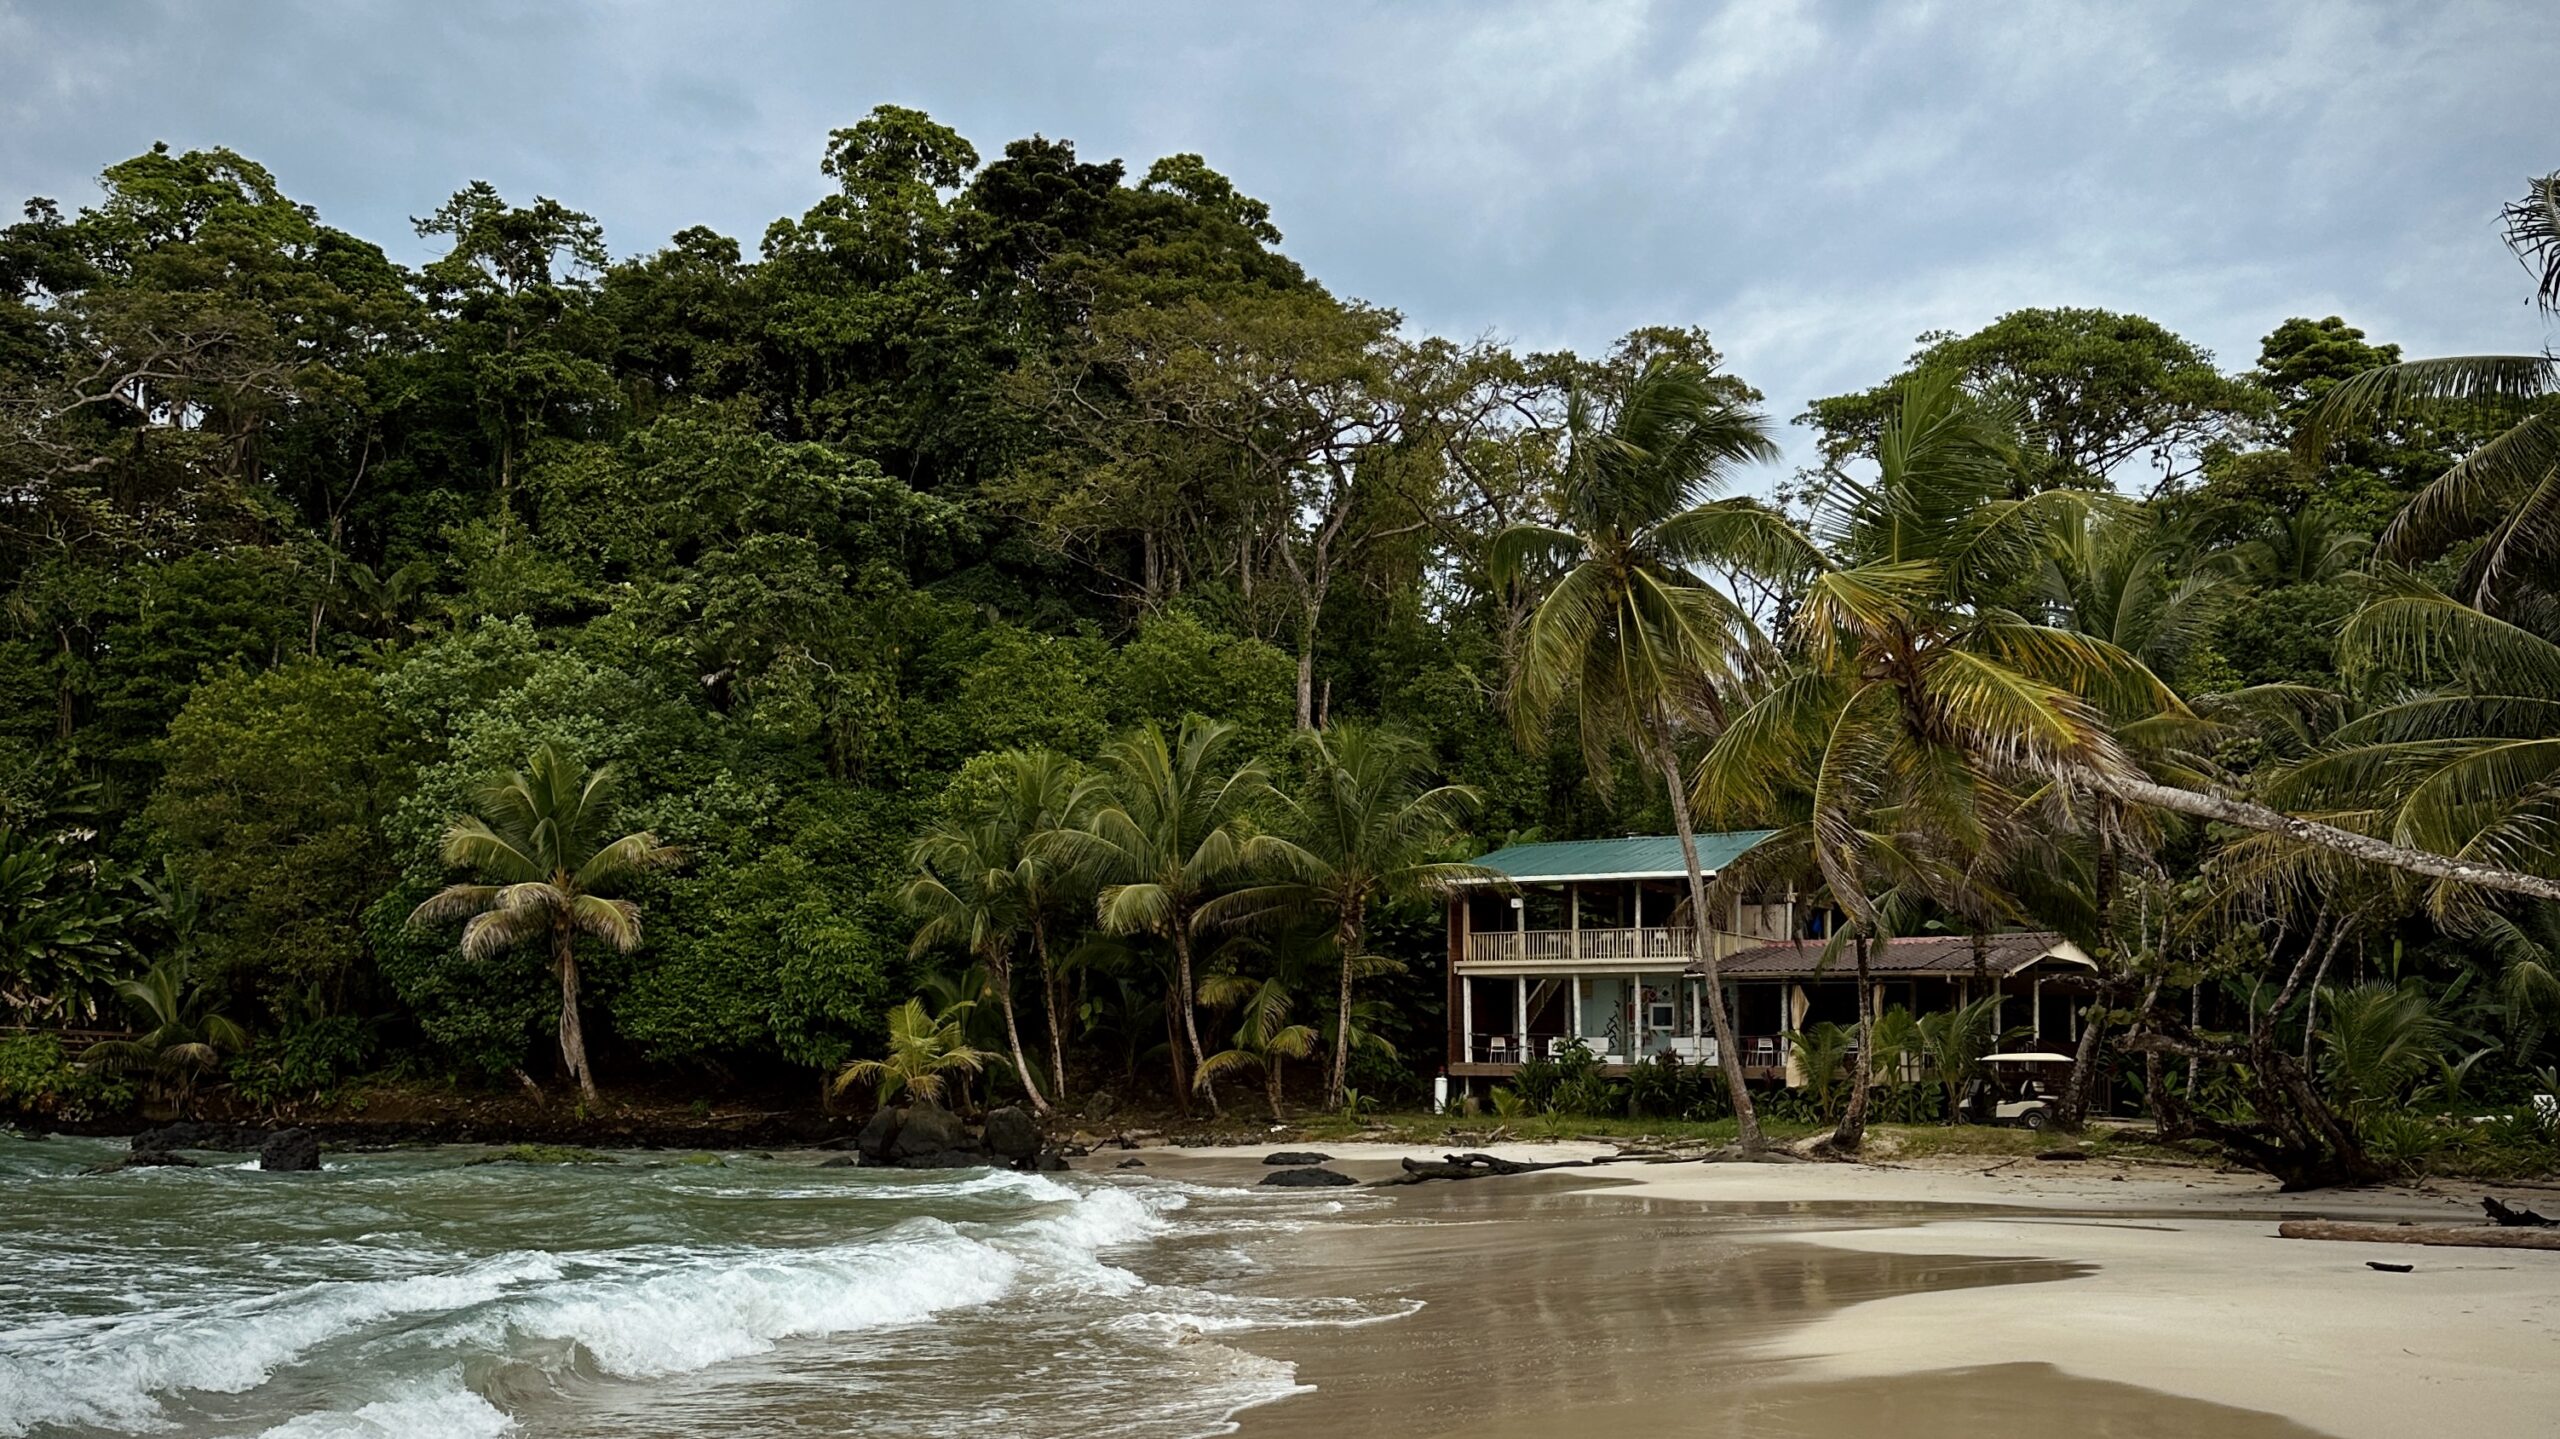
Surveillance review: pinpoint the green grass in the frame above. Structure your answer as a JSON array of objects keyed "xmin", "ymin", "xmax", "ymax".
[{"xmin": 469, "ymin": 1143, "xmax": 618, "ymax": 1166}]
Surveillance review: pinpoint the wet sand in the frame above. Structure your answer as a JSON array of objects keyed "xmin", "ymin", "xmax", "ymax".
[{"xmin": 1120, "ymin": 1144, "xmax": 2560, "ymax": 1439}]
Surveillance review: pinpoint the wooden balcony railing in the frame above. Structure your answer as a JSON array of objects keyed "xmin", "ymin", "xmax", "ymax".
[{"xmin": 1461, "ymin": 927, "xmax": 1695, "ymax": 965}]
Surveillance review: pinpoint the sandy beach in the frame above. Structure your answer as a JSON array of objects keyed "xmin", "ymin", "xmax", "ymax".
[{"xmin": 1116, "ymin": 1143, "xmax": 2560, "ymax": 1439}]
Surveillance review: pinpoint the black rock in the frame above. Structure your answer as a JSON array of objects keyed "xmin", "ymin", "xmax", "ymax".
[
  {"xmin": 123, "ymin": 1149, "xmax": 199, "ymax": 1168},
  {"xmin": 1115, "ymin": 1158, "xmax": 1147, "ymax": 1169},
  {"xmin": 259, "ymin": 1128, "xmax": 321, "ymax": 1172},
  {"xmin": 818, "ymin": 1154, "xmax": 863, "ymax": 1169},
  {"xmin": 888, "ymin": 1100, "xmax": 971, "ymax": 1161},
  {"xmin": 982, "ymin": 1105, "xmax": 1041, "ymax": 1164},
  {"xmin": 1262, "ymin": 1151, "xmax": 1332, "ymax": 1166},
  {"xmin": 1033, "ymin": 1151, "xmax": 1070, "ymax": 1172},
  {"xmin": 854, "ymin": 1106, "xmax": 902, "ymax": 1162},
  {"xmin": 895, "ymin": 1148, "xmax": 990, "ymax": 1170},
  {"xmin": 1260, "ymin": 1166, "xmax": 1356, "ymax": 1188}
]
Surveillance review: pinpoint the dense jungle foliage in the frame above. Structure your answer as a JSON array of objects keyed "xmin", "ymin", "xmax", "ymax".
[{"xmin": 3, "ymin": 110, "xmax": 2556, "ymax": 1183}]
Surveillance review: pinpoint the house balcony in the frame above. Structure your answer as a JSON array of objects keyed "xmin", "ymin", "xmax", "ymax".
[{"xmin": 1458, "ymin": 926, "xmax": 1720, "ymax": 969}]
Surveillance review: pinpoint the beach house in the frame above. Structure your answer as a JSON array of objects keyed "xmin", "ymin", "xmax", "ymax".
[{"xmin": 1442, "ymin": 833, "xmax": 2100, "ymax": 1093}]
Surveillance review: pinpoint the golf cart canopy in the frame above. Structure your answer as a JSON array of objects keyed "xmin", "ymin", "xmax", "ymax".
[{"xmin": 1980, "ymin": 1051, "xmax": 2076, "ymax": 1064}]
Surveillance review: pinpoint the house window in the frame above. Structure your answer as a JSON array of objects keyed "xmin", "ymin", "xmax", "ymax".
[{"xmin": 1648, "ymin": 1001, "xmax": 1676, "ymax": 1031}]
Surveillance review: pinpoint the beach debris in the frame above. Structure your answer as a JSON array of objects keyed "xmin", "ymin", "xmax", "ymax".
[
  {"xmin": 2482, "ymin": 1196, "xmax": 2554, "ymax": 1228},
  {"xmin": 1262, "ymin": 1165, "xmax": 1357, "ymax": 1187},
  {"xmin": 2277, "ymin": 1220, "xmax": 2560, "ymax": 1251},
  {"xmin": 2034, "ymin": 1149, "xmax": 2091, "ymax": 1162},
  {"xmin": 2365, "ymin": 1261, "xmax": 2415, "ymax": 1273},
  {"xmin": 1373, "ymin": 1151, "xmax": 1597, "ymax": 1185},
  {"xmin": 1116, "ymin": 1158, "xmax": 1147, "ymax": 1169},
  {"xmin": 1263, "ymin": 1151, "xmax": 1332, "ymax": 1166}
]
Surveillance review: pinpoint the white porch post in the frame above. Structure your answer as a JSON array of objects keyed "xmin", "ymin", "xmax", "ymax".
[
  {"xmin": 1568, "ymin": 882, "xmax": 1580, "ymax": 960},
  {"xmin": 1516, "ymin": 975, "xmax": 1529, "ymax": 1053},
  {"xmin": 2033, "ymin": 976, "xmax": 2044, "ymax": 1041},
  {"xmin": 1630, "ymin": 972, "xmax": 1642, "ymax": 1058},
  {"xmin": 1460, "ymin": 980, "xmax": 1474, "ymax": 1063}
]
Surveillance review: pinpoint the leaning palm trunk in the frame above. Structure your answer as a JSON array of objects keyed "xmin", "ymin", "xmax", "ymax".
[
  {"xmin": 1170, "ymin": 927, "xmax": 1218, "ymax": 1117},
  {"xmin": 987, "ymin": 948, "xmax": 1049, "ymax": 1116},
  {"xmin": 1658, "ymin": 735, "xmax": 1763, "ymax": 1148},
  {"xmin": 1828, "ymin": 934, "xmax": 1875, "ymax": 1153},
  {"xmin": 552, "ymin": 919, "xmax": 596, "ymax": 1102},
  {"xmin": 2072, "ymin": 769, "xmax": 2560, "ymax": 903},
  {"xmin": 1327, "ymin": 914, "xmax": 1361, "ymax": 1111},
  {"xmin": 1031, "ymin": 921, "xmax": 1068, "ymax": 1104}
]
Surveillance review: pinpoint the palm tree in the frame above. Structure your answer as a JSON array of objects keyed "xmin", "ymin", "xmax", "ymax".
[
  {"xmin": 1489, "ymin": 357, "xmax": 1803, "ymax": 1146},
  {"xmin": 1052, "ymin": 717, "xmax": 1297, "ymax": 1116},
  {"xmin": 1916, "ymin": 992, "xmax": 2003, "ymax": 1125},
  {"xmin": 86, "ymin": 958, "xmax": 248, "ymax": 1117},
  {"xmin": 2230, "ymin": 509, "xmax": 2370, "ymax": 587},
  {"xmin": 1703, "ymin": 372, "xmax": 2560, "ymax": 918},
  {"xmin": 407, "ymin": 743, "xmax": 679, "ymax": 1102},
  {"xmin": 2314, "ymin": 982, "xmax": 2453, "ymax": 1115},
  {"xmin": 1197, "ymin": 957, "xmax": 1321, "ymax": 1122},
  {"xmin": 2276, "ymin": 575, "xmax": 2560, "ymax": 921},
  {"xmin": 832, "ymin": 996, "xmax": 1002, "ymax": 1107},
  {"xmin": 2307, "ymin": 171, "xmax": 2560, "ymax": 618},
  {"xmin": 902, "ymin": 754, "xmax": 1090, "ymax": 1118},
  {"xmin": 1202, "ymin": 724, "xmax": 1494, "ymax": 1110}
]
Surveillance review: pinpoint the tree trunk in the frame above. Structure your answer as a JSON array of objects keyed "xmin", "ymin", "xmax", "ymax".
[
  {"xmin": 1163, "ymin": 989, "xmax": 1191, "ymax": 1113},
  {"xmin": 2072, "ymin": 769, "xmax": 2560, "ymax": 902},
  {"xmin": 1328, "ymin": 912, "xmax": 1361, "ymax": 1111},
  {"xmin": 1828, "ymin": 932, "xmax": 1875, "ymax": 1153},
  {"xmin": 2054, "ymin": 993, "xmax": 2108, "ymax": 1130},
  {"xmin": 1032, "ymin": 920, "xmax": 1068, "ymax": 1104},
  {"xmin": 553, "ymin": 920, "xmax": 597, "ymax": 1103},
  {"xmin": 1268, "ymin": 1054, "xmax": 1286, "ymax": 1123},
  {"xmin": 1655, "ymin": 736, "xmax": 1763, "ymax": 1148},
  {"xmin": 1171, "ymin": 926, "xmax": 1219, "ymax": 1117},
  {"xmin": 1296, "ymin": 644, "xmax": 1316, "ymax": 731},
  {"xmin": 989, "ymin": 948, "xmax": 1050, "ymax": 1115}
]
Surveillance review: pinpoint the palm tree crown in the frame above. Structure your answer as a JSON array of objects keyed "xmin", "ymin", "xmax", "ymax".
[{"xmin": 408, "ymin": 743, "xmax": 678, "ymax": 1100}]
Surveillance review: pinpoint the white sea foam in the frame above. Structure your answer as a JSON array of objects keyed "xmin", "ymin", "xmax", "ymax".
[
  {"xmin": 499, "ymin": 1226, "xmax": 1018, "ymax": 1376},
  {"xmin": 0, "ymin": 1252, "xmax": 561, "ymax": 1436},
  {"xmin": 256, "ymin": 1372, "xmax": 514, "ymax": 1439}
]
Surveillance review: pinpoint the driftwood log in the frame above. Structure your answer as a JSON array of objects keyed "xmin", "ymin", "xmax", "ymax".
[
  {"xmin": 2484, "ymin": 1196, "xmax": 2554, "ymax": 1227},
  {"xmin": 1373, "ymin": 1152, "xmax": 1598, "ymax": 1186},
  {"xmin": 2277, "ymin": 1220, "xmax": 2560, "ymax": 1251}
]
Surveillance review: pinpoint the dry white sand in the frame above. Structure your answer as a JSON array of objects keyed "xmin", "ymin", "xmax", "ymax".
[{"xmin": 1165, "ymin": 1141, "xmax": 2560, "ymax": 1438}]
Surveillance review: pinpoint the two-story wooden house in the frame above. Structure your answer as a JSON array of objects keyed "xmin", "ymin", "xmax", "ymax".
[{"xmin": 1442, "ymin": 833, "xmax": 2098, "ymax": 1096}]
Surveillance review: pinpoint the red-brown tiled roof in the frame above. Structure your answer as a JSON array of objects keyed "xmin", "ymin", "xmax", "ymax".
[{"xmin": 1698, "ymin": 931, "xmax": 2089, "ymax": 979}]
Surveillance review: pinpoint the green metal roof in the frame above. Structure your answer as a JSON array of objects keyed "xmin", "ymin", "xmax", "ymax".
[{"xmin": 1464, "ymin": 830, "xmax": 1778, "ymax": 884}]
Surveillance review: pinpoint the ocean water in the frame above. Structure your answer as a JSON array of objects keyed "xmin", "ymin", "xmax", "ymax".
[{"xmin": 0, "ymin": 1138, "xmax": 1408, "ymax": 1438}]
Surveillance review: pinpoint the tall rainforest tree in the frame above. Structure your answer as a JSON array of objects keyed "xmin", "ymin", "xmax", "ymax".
[
  {"xmin": 1204, "ymin": 724, "xmax": 1493, "ymax": 1110},
  {"xmin": 902, "ymin": 748, "xmax": 1091, "ymax": 1116},
  {"xmin": 1490, "ymin": 357, "xmax": 1802, "ymax": 1147},
  {"xmin": 408, "ymin": 744, "xmax": 680, "ymax": 1101},
  {"xmin": 1056, "ymin": 717, "xmax": 1299, "ymax": 1116}
]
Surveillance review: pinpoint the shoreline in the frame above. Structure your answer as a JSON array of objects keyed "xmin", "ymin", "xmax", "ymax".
[{"xmin": 1125, "ymin": 1143, "xmax": 2560, "ymax": 1439}]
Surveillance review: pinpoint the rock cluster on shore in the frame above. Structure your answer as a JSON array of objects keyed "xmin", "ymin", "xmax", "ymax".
[{"xmin": 838, "ymin": 1100, "xmax": 1069, "ymax": 1172}]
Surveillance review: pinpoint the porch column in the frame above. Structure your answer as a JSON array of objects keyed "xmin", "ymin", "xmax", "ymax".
[
  {"xmin": 1568, "ymin": 882, "xmax": 1580, "ymax": 959},
  {"xmin": 1461, "ymin": 980, "xmax": 1474, "ymax": 1062},
  {"xmin": 1573, "ymin": 975, "xmax": 1585, "ymax": 1044},
  {"xmin": 1630, "ymin": 972, "xmax": 1642, "ymax": 1058},
  {"xmin": 2033, "ymin": 976, "xmax": 2044, "ymax": 1041},
  {"xmin": 1516, "ymin": 975, "xmax": 1529, "ymax": 1053}
]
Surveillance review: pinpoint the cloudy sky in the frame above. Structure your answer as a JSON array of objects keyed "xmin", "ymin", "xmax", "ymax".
[{"xmin": 2, "ymin": 1, "xmax": 2550, "ymax": 473}]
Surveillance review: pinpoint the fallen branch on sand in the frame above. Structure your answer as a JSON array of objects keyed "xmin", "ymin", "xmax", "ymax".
[
  {"xmin": 2276, "ymin": 1220, "xmax": 2560, "ymax": 1251},
  {"xmin": 1374, "ymin": 1152, "xmax": 1594, "ymax": 1185},
  {"xmin": 2484, "ymin": 1196, "xmax": 2554, "ymax": 1228}
]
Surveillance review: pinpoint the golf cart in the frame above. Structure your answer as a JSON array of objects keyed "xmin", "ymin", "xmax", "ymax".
[{"xmin": 1977, "ymin": 1051, "xmax": 2075, "ymax": 1129}]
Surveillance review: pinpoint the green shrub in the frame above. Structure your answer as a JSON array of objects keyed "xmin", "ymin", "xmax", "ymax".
[
  {"xmin": 229, "ymin": 1014, "xmax": 377, "ymax": 1109},
  {"xmin": 0, "ymin": 1034, "xmax": 134, "ymax": 1121}
]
